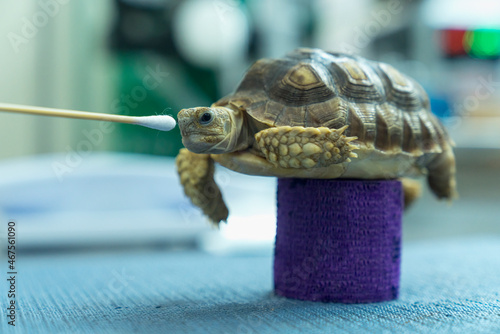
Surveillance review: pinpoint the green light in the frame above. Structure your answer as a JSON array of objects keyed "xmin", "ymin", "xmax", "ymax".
[{"xmin": 464, "ymin": 29, "xmax": 500, "ymax": 58}]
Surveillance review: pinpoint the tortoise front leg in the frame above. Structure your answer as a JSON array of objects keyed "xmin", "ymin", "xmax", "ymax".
[
  {"xmin": 254, "ymin": 126, "xmax": 358, "ymax": 169},
  {"xmin": 176, "ymin": 149, "xmax": 228, "ymax": 226}
]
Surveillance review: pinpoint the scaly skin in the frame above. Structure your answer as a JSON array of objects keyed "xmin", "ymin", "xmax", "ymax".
[
  {"xmin": 176, "ymin": 149, "xmax": 228, "ymax": 225},
  {"xmin": 254, "ymin": 125, "xmax": 358, "ymax": 169}
]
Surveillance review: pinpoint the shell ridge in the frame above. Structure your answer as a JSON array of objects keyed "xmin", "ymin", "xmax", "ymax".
[
  {"xmin": 418, "ymin": 112, "xmax": 443, "ymax": 154},
  {"xmin": 348, "ymin": 103, "xmax": 377, "ymax": 146},
  {"xmin": 273, "ymin": 105, "xmax": 289, "ymax": 127},
  {"xmin": 402, "ymin": 113, "xmax": 424, "ymax": 155},
  {"xmin": 374, "ymin": 103, "xmax": 404, "ymax": 153},
  {"xmin": 377, "ymin": 63, "xmax": 423, "ymax": 111},
  {"xmin": 304, "ymin": 104, "xmax": 309, "ymax": 128}
]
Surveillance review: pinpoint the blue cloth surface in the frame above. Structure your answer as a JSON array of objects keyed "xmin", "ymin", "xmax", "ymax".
[{"xmin": 2, "ymin": 237, "xmax": 500, "ymax": 334}]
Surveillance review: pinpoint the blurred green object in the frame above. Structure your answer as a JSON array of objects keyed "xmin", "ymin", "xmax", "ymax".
[
  {"xmin": 464, "ymin": 29, "xmax": 500, "ymax": 59},
  {"xmin": 112, "ymin": 52, "xmax": 218, "ymax": 157}
]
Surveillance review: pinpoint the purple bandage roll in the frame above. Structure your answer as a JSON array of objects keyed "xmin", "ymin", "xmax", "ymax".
[{"xmin": 274, "ymin": 178, "xmax": 403, "ymax": 303}]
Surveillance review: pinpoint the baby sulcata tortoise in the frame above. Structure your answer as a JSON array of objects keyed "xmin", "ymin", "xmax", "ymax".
[{"xmin": 176, "ymin": 48, "xmax": 457, "ymax": 225}]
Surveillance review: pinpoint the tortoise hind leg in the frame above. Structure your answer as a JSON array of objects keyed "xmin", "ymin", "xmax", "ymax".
[
  {"xmin": 176, "ymin": 149, "xmax": 228, "ymax": 226},
  {"xmin": 401, "ymin": 178, "xmax": 422, "ymax": 208},
  {"xmin": 254, "ymin": 126, "xmax": 358, "ymax": 169},
  {"xmin": 426, "ymin": 146, "xmax": 458, "ymax": 200}
]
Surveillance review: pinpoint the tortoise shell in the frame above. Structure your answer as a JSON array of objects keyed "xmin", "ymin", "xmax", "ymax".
[{"xmin": 214, "ymin": 48, "xmax": 449, "ymax": 157}]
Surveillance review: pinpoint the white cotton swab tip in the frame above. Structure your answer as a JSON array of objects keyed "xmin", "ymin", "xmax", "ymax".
[{"xmin": 133, "ymin": 115, "xmax": 177, "ymax": 132}]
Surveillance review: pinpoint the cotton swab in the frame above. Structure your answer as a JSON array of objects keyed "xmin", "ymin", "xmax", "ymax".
[{"xmin": 0, "ymin": 103, "xmax": 176, "ymax": 131}]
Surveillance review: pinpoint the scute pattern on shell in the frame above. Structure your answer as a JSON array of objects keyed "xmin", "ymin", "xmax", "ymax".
[{"xmin": 214, "ymin": 48, "xmax": 449, "ymax": 158}]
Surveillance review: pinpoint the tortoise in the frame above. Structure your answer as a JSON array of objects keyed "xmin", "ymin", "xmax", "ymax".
[{"xmin": 176, "ymin": 48, "xmax": 457, "ymax": 225}]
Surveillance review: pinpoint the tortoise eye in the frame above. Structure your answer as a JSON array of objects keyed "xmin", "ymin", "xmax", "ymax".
[{"xmin": 199, "ymin": 111, "xmax": 214, "ymax": 125}]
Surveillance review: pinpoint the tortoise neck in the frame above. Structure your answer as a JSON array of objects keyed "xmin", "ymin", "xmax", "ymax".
[
  {"xmin": 208, "ymin": 105, "xmax": 251, "ymax": 153},
  {"xmin": 226, "ymin": 104, "xmax": 252, "ymax": 153}
]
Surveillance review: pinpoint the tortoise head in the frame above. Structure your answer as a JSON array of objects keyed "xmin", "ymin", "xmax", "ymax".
[{"xmin": 178, "ymin": 106, "xmax": 247, "ymax": 154}]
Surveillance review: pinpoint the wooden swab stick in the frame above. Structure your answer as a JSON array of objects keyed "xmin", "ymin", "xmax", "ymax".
[{"xmin": 0, "ymin": 103, "xmax": 176, "ymax": 131}]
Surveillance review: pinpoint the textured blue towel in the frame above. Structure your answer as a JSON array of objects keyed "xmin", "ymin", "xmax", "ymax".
[{"xmin": 1, "ymin": 237, "xmax": 500, "ymax": 333}]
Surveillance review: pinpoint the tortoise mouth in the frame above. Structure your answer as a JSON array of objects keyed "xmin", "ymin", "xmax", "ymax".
[
  {"xmin": 179, "ymin": 126, "xmax": 190, "ymax": 138},
  {"xmin": 181, "ymin": 133, "xmax": 229, "ymax": 154}
]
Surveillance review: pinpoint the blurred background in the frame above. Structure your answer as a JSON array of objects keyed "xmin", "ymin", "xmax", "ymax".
[{"xmin": 0, "ymin": 0, "xmax": 499, "ymax": 253}]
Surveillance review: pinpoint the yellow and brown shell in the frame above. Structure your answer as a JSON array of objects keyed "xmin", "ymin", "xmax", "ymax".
[
  {"xmin": 215, "ymin": 48, "xmax": 449, "ymax": 157},
  {"xmin": 213, "ymin": 48, "xmax": 456, "ymax": 199}
]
